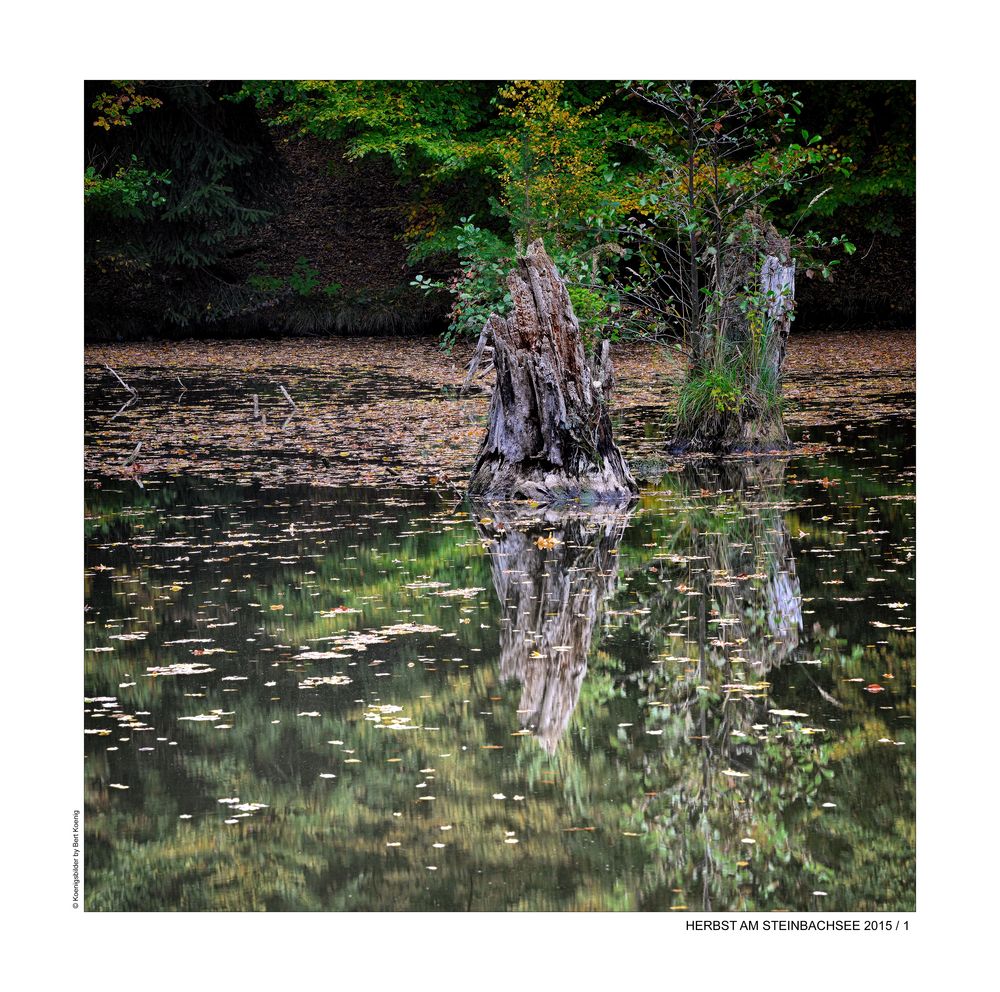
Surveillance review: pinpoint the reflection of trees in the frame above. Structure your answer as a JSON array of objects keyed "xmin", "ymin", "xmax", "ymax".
[
  {"xmin": 618, "ymin": 460, "xmax": 805, "ymax": 772},
  {"xmin": 83, "ymin": 468, "xmax": 914, "ymax": 912},
  {"xmin": 708, "ymin": 459, "xmax": 802, "ymax": 672},
  {"xmin": 474, "ymin": 504, "xmax": 631, "ymax": 753},
  {"xmin": 645, "ymin": 458, "xmax": 800, "ymax": 676},
  {"xmin": 610, "ymin": 458, "xmax": 829, "ymax": 909}
]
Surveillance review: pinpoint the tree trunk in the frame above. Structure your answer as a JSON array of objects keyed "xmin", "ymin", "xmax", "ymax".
[
  {"xmin": 467, "ymin": 239, "xmax": 637, "ymax": 505},
  {"xmin": 475, "ymin": 504, "xmax": 630, "ymax": 753},
  {"xmin": 760, "ymin": 254, "xmax": 795, "ymax": 387}
]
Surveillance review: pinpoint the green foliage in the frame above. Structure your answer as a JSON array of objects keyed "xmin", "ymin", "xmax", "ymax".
[
  {"xmin": 567, "ymin": 285, "xmax": 616, "ymax": 344},
  {"xmin": 619, "ymin": 81, "xmax": 852, "ymax": 343},
  {"xmin": 610, "ymin": 82, "xmax": 858, "ymax": 443},
  {"xmin": 86, "ymin": 80, "xmax": 912, "ymax": 339},
  {"xmin": 412, "ymin": 217, "xmax": 514, "ymax": 350},
  {"xmin": 287, "ymin": 257, "xmax": 321, "ymax": 296},
  {"xmin": 411, "ymin": 216, "xmax": 626, "ymax": 351},
  {"xmin": 247, "ymin": 258, "xmax": 342, "ymax": 300},
  {"xmin": 84, "ymin": 156, "xmax": 171, "ymax": 221},
  {"xmin": 247, "ymin": 263, "xmax": 285, "ymax": 294},
  {"xmin": 678, "ymin": 364, "xmax": 745, "ymax": 420},
  {"xmin": 238, "ymin": 80, "xmax": 496, "ymax": 173},
  {"xmin": 243, "ymin": 81, "xmax": 657, "ymax": 344},
  {"xmin": 791, "ymin": 81, "xmax": 914, "ymax": 236},
  {"xmin": 90, "ymin": 82, "xmax": 163, "ymax": 130},
  {"xmin": 237, "ymin": 80, "xmax": 902, "ymax": 347}
]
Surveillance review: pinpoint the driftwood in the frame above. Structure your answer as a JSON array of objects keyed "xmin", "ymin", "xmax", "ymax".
[
  {"xmin": 104, "ymin": 363, "xmax": 139, "ymax": 420},
  {"xmin": 123, "ymin": 441, "xmax": 142, "ymax": 467},
  {"xmin": 277, "ymin": 384, "xmax": 298, "ymax": 411},
  {"xmin": 476, "ymin": 503, "xmax": 631, "ymax": 753},
  {"xmin": 467, "ymin": 240, "xmax": 637, "ymax": 505},
  {"xmin": 104, "ymin": 363, "xmax": 137, "ymax": 398}
]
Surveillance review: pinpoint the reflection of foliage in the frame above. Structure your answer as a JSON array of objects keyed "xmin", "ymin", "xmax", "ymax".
[
  {"xmin": 84, "ymin": 450, "xmax": 914, "ymax": 911},
  {"xmin": 594, "ymin": 457, "xmax": 913, "ymax": 909}
]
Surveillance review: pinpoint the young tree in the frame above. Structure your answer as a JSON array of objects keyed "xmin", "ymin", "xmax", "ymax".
[{"xmin": 618, "ymin": 81, "xmax": 853, "ymax": 452}]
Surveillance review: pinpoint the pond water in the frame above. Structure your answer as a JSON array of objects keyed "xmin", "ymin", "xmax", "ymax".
[{"xmin": 84, "ymin": 341, "xmax": 914, "ymax": 912}]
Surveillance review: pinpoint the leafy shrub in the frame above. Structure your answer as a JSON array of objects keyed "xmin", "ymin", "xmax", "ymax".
[
  {"xmin": 678, "ymin": 366, "xmax": 745, "ymax": 423},
  {"xmin": 84, "ymin": 156, "xmax": 171, "ymax": 221},
  {"xmin": 412, "ymin": 217, "xmax": 625, "ymax": 351},
  {"xmin": 412, "ymin": 217, "xmax": 513, "ymax": 350},
  {"xmin": 288, "ymin": 257, "xmax": 322, "ymax": 296}
]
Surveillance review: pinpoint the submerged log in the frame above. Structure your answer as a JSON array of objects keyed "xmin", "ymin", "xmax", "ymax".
[{"xmin": 467, "ymin": 240, "xmax": 637, "ymax": 505}]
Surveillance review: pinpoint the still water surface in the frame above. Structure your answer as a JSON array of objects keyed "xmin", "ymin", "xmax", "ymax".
[{"xmin": 84, "ymin": 418, "xmax": 914, "ymax": 911}]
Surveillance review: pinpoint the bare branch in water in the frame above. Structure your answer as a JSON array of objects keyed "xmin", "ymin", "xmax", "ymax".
[{"xmin": 104, "ymin": 364, "xmax": 137, "ymax": 397}]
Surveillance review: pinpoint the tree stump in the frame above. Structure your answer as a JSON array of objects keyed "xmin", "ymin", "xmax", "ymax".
[
  {"xmin": 475, "ymin": 504, "xmax": 630, "ymax": 752},
  {"xmin": 466, "ymin": 240, "xmax": 637, "ymax": 505},
  {"xmin": 671, "ymin": 213, "xmax": 797, "ymax": 454}
]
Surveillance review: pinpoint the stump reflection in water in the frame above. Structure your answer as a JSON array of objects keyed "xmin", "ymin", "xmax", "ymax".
[
  {"xmin": 692, "ymin": 457, "xmax": 802, "ymax": 677},
  {"xmin": 616, "ymin": 458, "xmax": 810, "ymax": 909},
  {"xmin": 634, "ymin": 457, "xmax": 804, "ymax": 762},
  {"xmin": 474, "ymin": 504, "xmax": 632, "ymax": 753}
]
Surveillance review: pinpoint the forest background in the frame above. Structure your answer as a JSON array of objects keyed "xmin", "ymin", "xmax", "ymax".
[{"xmin": 83, "ymin": 79, "xmax": 914, "ymax": 344}]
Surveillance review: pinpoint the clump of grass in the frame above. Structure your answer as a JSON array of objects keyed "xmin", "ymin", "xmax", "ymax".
[
  {"xmin": 673, "ymin": 311, "xmax": 787, "ymax": 451},
  {"xmin": 677, "ymin": 365, "xmax": 745, "ymax": 423}
]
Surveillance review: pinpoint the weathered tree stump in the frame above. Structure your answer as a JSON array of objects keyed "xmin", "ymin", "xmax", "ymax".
[
  {"xmin": 671, "ymin": 213, "xmax": 797, "ymax": 454},
  {"xmin": 475, "ymin": 504, "xmax": 631, "ymax": 752},
  {"xmin": 466, "ymin": 240, "xmax": 637, "ymax": 505}
]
